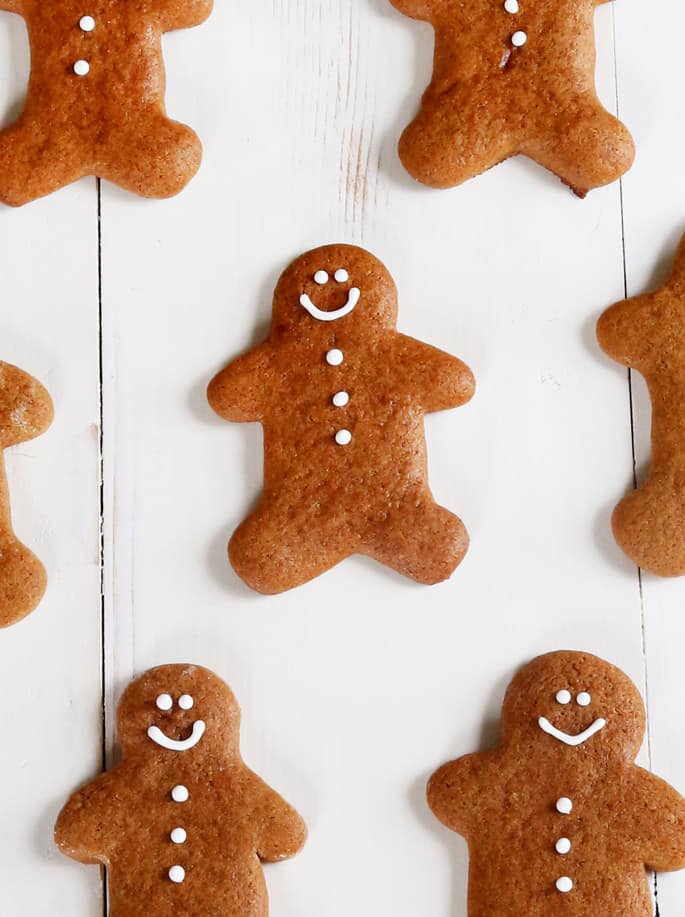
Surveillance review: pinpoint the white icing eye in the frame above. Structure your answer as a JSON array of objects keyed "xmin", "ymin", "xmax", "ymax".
[
  {"xmin": 178, "ymin": 694, "xmax": 194, "ymax": 710},
  {"xmin": 334, "ymin": 269, "xmax": 349, "ymax": 283},
  {"xmin": 314, "ymin": 270, "xmax": 329, "ymax": 285},
  {"xmin": 577, "ymin": 692, "xmax": 591, "ymax": 707},
  {"xmin": 555, "ymin": 690, "xmax": 571, "ymax": 705},
  {"xmin": 156, "ymin": 694, "xmax": 173, "ymax": 711}
]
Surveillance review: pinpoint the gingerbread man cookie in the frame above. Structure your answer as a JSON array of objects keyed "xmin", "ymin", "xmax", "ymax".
[
  {"xmin": 390, "ymin": 0, "xmax": 635, "ymax": 196},
  {"xmin": 0, "ymin": 0, "xmax": 212, "ymax": 206},
  {"xmin": 55, "ymin": 664, "xmax": 307, "ymax": 916},
  {"xmin": 207, "ymin": 244, "xmax": 475, "ymax": 594},
  {"xmin": 597, "ymin": 233, "xmax": 685, "ymax": 576},
  {"xmin": 0, "ymin": 361, "xmax": 53, "ymax": 627},
  {"xmin": 428, "ymin": 651, "xmax": 685, "ymax": 915}
]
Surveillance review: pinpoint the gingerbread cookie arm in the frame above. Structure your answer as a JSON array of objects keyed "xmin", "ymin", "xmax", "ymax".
[
  {"xmin": 55, "ymin": 771, "xmax": 126, "ymax": 865},
  {"xmin": 427, "ymin": 753, "xmax": 486, "ymax": 837},
  {"xmin": 0, "ymin": 0, "xmax": 25, "ymax": 12},
  {"xmin": 207, "ymin": 343, "xmax": 276, "ymax": 423},
  {"xmin": 388, "ymin": 0, "xmax": 436, "ymax": 20},
  {"xmin": 596, "ymin": 294, "xmax": 657, "ymax": 370},
  {"xmin": 155, "ymin": 0, "xmax": 213, "ymax": 32},
  {"xmin": 632, "ymin": 769, "xmax": 685, "ymax": 872},
  {"xmin": 394, "ymin": 334, "xmax": 475, "ymax": 413},
  {"xmin": 244, "ymin": 770, "xmax": 307, "ymax": 862}
]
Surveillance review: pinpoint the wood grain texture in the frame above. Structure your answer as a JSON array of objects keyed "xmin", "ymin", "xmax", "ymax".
[{"xmin": 1, "ymin": 0, "xmax": 684, "ymax": 913}]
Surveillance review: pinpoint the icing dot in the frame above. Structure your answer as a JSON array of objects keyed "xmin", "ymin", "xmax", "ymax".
[
  {"xmin": 73, "ymin": 59, "xmax": 90, "ymax": 76},
  {"xmin": 556, "ymin": 797, "xmax": 573, "ymax": 815},
  {"xmin": 556, "ymin": 690, "xmax": 571, "ymax": 705},
  {"xmin": 79, "ymin": 15, "xmax": 95, "ymax": 31},
  {"xmin": 171, "ymin": 785, "xmax": 189, "ymax": 803},
  {"xmin": 511, "ymin": 31, "xmax": 527, "ymax": 47},
  {"xmin": 314, "ymin": 270, "xmax": 329, "ymax": 285},
  {"xmin": 556, "ymin": 877, "xmax": 573, "ymax": 894},
  {"xmin": 504, "ymin": 0, "xmax": 519, "ymax": 11},
  {"xmin": 332, "ymin": 391, "xmax": 350, "ymax": 407},
  {"xmin": 156, "ymin": 694, "xmax": 173, "ymax": 711},
  {"xmin": 335, "ymin": 429, "xmax": 352, "ymax": 446},
  {"xmin": 334, "ymin": 269, "xmax": 349, "ymax": 283},
  {"xmin": 326, "ymin": 349, "xmax": 344, "ymax": 366},
  {"xmin": 577, "ymin": 692, "xmax": 591, "ymax": 707},
  {"xmin": 170, "ymin": 827, "xmax": 187, "ymax": 845},
  {"xmin": 169, "ymin": 865, "xmax": 185, "ymax": 884},
  {"xmin": 178, "ymin": 694, "xmax": 194, "ymax": 710},
  {"xmin": 555, "ymin": 837, "xmax": 572, "ymax": 855}
]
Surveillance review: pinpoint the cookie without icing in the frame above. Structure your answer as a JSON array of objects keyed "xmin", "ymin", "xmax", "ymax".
[
  {"xmin": 390, "ymin": 0, "xmax": 635, "ymax": 196},
  {"xmin": 55, "ymin": 664, "xmax": 307, "ymax": 917},
  {"xmin": 428, "ymin": 651, "xmax": 685, "ymax": 916},
  {"xmin": 597, "ymin": 233, "xmax": 685, "ymax": 576},
  {"xmin": 207, "ymin": 244, "xmax": 475, "ymax": 594},
  {"xmin": 0, "ymin": 361, "xmax": 53, "ymax": 628},
  {"xmin": 0, "ymin": 0, "xmax": 212, "ymax": 206}
]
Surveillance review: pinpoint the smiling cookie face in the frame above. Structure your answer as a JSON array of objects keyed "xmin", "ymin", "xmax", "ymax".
[
  {"xmin": 117, "ymin": 664, "xmax": 240, "ymax": 759},
  {"xmin": 271, "ymin": 244, "xmax": 398, "ymax": 335},
  {"xmin": 501, "ymin": 651, "xmax": 645, "ymax": 761}
]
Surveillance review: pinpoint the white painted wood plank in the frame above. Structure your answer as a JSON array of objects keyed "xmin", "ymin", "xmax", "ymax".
[
  {"xmin": 614, "ymin": 0, "xmax": 685, "ymax": 909},
  {"xmin": 92, "ymin": 3, "xmax": 656, "ymax": 916},
  {"xmin": 0, "ymin": 13, "xmax": 102, "ymax": 909}
]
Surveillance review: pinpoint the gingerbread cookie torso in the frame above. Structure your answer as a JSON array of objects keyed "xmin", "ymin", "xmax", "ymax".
[
  {"xmin": 0, "ymin": 361, "xmax": 53, "ymax": 627},
  {"xmin": 0, "ymin": 0, "xmax": 212, "ymax": 205},
  {"xmin": 55, "ymin": 664, "xmax": 307, "ymax": 917},
  {"xmin": 428, "ymin": 651, "xmax": 685, "ymax": 915},
  {"xmin": 597, "ymin": 233, "xmax": 685, "ymax": 576},
  {"xmin": 207, "ymin": 244, "xmax": 475, "ymax": 594},
  {"xmin": 390, "ymin": 0, "xmax": 635, "ymax": 196}
]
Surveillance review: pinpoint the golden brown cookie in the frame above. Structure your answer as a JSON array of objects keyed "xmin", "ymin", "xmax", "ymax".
[
  {"xmin": 597, "ymin": 233, "xmax": 685, "ymax": 576},
  {"xmin": 0, "ymin": 361, "xmax": 53, "ymax": 627},
  {"xmin": 427, "ymin": 651, "xmax": 685, "ymax": 915},
  {"xmin": 0, "ymin": 0, "xmax": 212, "ymax": 206},
  {"xmin": 207, "ymin": 243, "xmax": 475, "ymax": 594},
  {"xmin": 390, "ymin": 0, "xmax": 635, "ymax": 196},
  {"xmin": 55, "ymin": 664, "xmax": 307, "ymax": 916}
]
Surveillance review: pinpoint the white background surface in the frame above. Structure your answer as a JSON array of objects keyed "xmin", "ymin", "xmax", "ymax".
[{"xmin": 1, "ymin": 0, "xmax": 684, "ymax": 914}]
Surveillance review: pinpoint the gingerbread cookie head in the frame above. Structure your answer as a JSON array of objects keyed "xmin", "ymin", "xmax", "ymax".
[
  {"xmin": 117, "ymin": 664, "xmax": 240, "ymax": 760},
  {"xmin": 271, "ymin": 244, "xmax": 398, "ymax": 338},
  {"xmin": 501, "ymin": 651, "xmax": 646, "ymax": 762}
]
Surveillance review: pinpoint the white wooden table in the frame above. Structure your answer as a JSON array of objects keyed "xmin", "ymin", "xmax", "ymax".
[{"xmin": 1, "ymin": 0, "xmax": 684, "ymax": 913}]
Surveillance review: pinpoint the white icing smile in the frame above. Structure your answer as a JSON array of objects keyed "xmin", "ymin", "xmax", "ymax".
[
  {"xmin": 148, "ymin": 720, "xmax": 206, "ymax": 751},
  {"xmin": 299, "ymin": 287, "xmax": 360, "ymax": 321},
  {"xmin": 538, "ymin": 716, "xmax": 607, "ymax": 747}
]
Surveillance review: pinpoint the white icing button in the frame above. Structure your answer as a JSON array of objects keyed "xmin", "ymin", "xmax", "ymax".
[
  {"xmin": 171, "ymin": 785, "xmax": 189, "ymax": 803},
  {"xmin": 511, "ymin": 30, "xmax": 527, "ymax": 47},
  {"xmin": 556, "ymin": 690, "xmax": 571, "ymax": 705},
  {"xmin": 556, "ymin": 877, "xmax": 573, "ymax": 894},
  {"xmin": 73, "ymin": 59, "xmax": 90, "ymax": 76},
  {"xmin": 326, "ymin": 349, "xmax": 344, "ymax": 366},
  {"xmin": 555, "ymin": 837, "xmax": 572, "ymax": 855},
  {"xmin": 504, "ymin": 0, "xmax": 519, "ymax": 11},
  {"xmin": 334, "ymin": 269, "xmax": 349, "ymax": 283},
  {"xmin": 577, "ymin": 692, "xmax": 591, "ymax": 707},
  {"xmin": 178, "ymin": 694, "xmax": 194, "ymax": 710},
  {"xmin": 332, "ymin": 391, "xmax": 350, "ymax": 408},
  {"xmin": 556, "ymin": 797, "xmax": 573, "ymax": 815},
  {"xmin": 335, "ymin": 429, "xmax": 352, "ymax": 446},
  {"xmin": 314, "ymin": 270, "xmax": 329, "ymax": 285},
  {"xmin": 169, "ymin": 865, "xmax": 185, "ymax": 884},
  {"xmin": 79, "ymin": 15, "xmax": 95, "ymax": 31},
  {"xmin": 156, "ymin": 693, "xmax": 173, "ymax": 711},
  {"xmin": 170, "ymin": 827, "xmax": 187, "ymax": 845}
]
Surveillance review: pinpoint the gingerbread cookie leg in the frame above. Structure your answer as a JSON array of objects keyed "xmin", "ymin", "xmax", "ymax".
[
  {"xmin": 229, "ymin": 499, "xmax": 356, "ymax": 595},
  {"xmin": 363, "ymin": 496, "xmax": 468, "ymax": 584},
  {"xmin": 0, "ymin": 119, "xmax": 84, "ymax": 207},
  {"xmin": 98, "ymin": 113, "xmax": 202, "ymax": 200},
  {"xmin": 399, "ymin": 94, "xmax": 514, "ymax": 189},
  {"xmin": 525, "ymin": 95, "xmax": 635, "ymax": 196}
]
